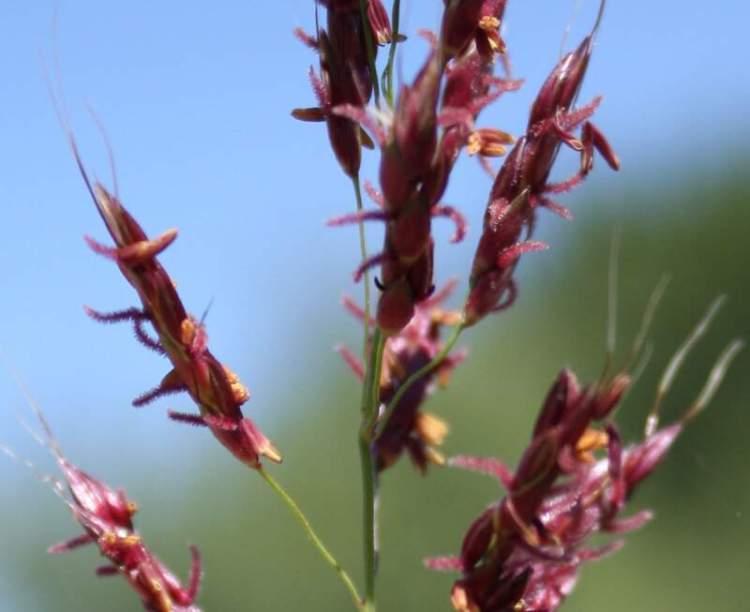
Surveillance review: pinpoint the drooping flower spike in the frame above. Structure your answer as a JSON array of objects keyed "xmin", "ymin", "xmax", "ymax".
[
  {"xmin": 465, "ymin": 0, "xmax": 619, "ymax": 326},
  {"xmin": 338, "ymin": 280, "xmax": 467, "ymax": 473},
  {"xmin": 71, "ymin": 141, "xmax": 281, "ymax": 469},
  {"xmin": 1, "ymin": 400, "xmax": 203, "ymax": 612},
  {"xmin": 427, "ymin": 296, "xmax": 743, "ymax": 611}
]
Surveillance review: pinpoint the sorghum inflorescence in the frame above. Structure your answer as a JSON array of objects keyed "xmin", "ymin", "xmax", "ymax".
[
  {"xmin": 293, "ymin": 1, "xmax": 392, "ymax": 178},
  {"xmin": 464, "ymin": 13, "xmax": 620, "ymax": 326},
  {"xmin": 427, "ymin": 301, "xmax": 742, "ymax": 611},
  {"xmin": 4, "ymin": 405, "xmax": 203, "ymax": 612},
  {"xmin": 339, "ymin": 280, "xmax": 467, "ymax": 473},
  {"xmin": 72, "ymin": 148, "xmax": 281, "ymax": 470},
  {"xmin": 323, "ymin": 1, "xmax": 519, "ymax": 336},
  {"xmin": 12, "ymin": 2, "xmax": 740, "ymax": 611}
]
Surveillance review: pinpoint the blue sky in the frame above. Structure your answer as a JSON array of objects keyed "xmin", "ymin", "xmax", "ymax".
[{"xmin": 0, "ymin": 1, "xmax": 747, "ymax": 605}]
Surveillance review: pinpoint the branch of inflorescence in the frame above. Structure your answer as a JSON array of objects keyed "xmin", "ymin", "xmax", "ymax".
[
  {"xmin": 358, "ymin": 328, "xmax": 385, "ymax": 611},
  {"xmin": 376, "ymin": 320, "xmax": 465, "ymax": 439},
  {"xmin": 354, "ymin": 2, "xmax": 402, "ymax": 608},
  {"xmin": 359, "ymin": 0, "xmax": 381, "ymax": 107},
  {"xmin": 352, "ymin": 176, "xmax": 372, "ymax": 358},
  {"xmin": 258, "ymin": 467, "xmax": 364, "ymax": 610},
  {"xmin": 382, "ymin": 0, "xmax": 402, "ymax": 106}
]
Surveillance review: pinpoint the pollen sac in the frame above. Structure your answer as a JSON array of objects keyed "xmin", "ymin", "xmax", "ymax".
[
  {"xmin": 466, "ymin": 128, "xmax": 514, "ymax": 157},
  {"xmin": 475, "ymin": 0, "xmax": 508, "ymax": 60},
  {"xmin": 440, "ymin": 0, "xmax": 485, "ymax": 60}
]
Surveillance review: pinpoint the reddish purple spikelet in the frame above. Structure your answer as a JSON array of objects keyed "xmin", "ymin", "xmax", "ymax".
[
  {"xmin": 73, "ymin": 146, "xmax": 280, "ymax": 469},
  {"xmin": 440, "ymin": 0, "xmax": 486, "ymax": 61},
  {"xmin": 363, "ymin": 149, "xmax": 441, "ymax": 335},
  {"xmin": 465, "ymin": 28, "xmax": 619, "ymax": 326},
  {"xmin": 17, "ymin": 409, "xmax": 203, "ymax": 612},
  {"xmin": 328, "ymin": 3, "xmax": 519, "ymax": 336},
  {"xmin": 318, "ymin": 0, "xmax": 393, "ymax": 46},
  {"xmin": 427, "ymin": 308, "xmax": 742, "ymax": 611},
  {"xmin": 435, "ymin": 51, "xmax": 520, "ymax": 200},
  {"xmin": 293, "ymin": 1, "xmax": 389, "ymax": 178},
  {"xmin": 340, "ymin": 281, "xmax": 466, "ymax": 472},
  {"xmin": 441, "ymin": 0, "xmax": 508, "ymax": 63},
  {"xmin": 95, "ymin": 536, "xmax": 202, "ymax": 612},
  {"xmin": 365, "ymin": 0, "xmax": 393, "ymax": 45}
]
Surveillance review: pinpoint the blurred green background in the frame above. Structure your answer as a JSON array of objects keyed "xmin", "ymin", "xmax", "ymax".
[
  {"xmin": 3, "ymin": 166, "xmax": 749, "ymax": 610},
  {"xmin": 1, "ymin": 1, "xmax": 749, "ymax": 611}
]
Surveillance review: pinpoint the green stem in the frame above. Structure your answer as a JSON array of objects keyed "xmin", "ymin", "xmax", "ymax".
[
  {"xmin": 358, "ymin": 328, "xmax": 386, "ymax": 610},
  {"xmin": 359, "ymin": 0, "xmax": 381, "ymax": 107},
  {"xmin": 361, "ymin": 328, "xmax": 386, "ymax": 428},
  {"xmin": 351, "ymin": 178, "xmax": 376, "ymax": 608},
  {"xmin": 376, "ymin": 322, "xmax": 465, "ymax": 438},
  {"xmin": 358, "ymin": 437, "xmax": 377, "ymax": 612},
  {"xmin": 258, "ymin": 467, "xmax": 363, "ymax": 610},
  {"xmin": 382, "ymin": 0, "xmax": 401, "ymax": 107},
  {"xmin": 352, "ymin": 176, "xmax": 372, "ymax": 358}
]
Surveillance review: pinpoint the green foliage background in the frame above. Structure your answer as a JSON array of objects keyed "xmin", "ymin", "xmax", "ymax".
[{"xmin": 2, "ymin": 163, "xmax": 748, "ymax": 611}]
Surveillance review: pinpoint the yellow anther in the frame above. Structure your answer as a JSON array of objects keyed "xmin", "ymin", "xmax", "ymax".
[
  {"xmin": 424, "ymin": 446, "xmax": 446, "ymax": 467},
  {"xmin": 575, "ymin": 427, "xmax": 609, "ymax": 463},
  {"xmin": 451, "ymin": 585, "xmax": 480, "ymax": 612},
  {"xmin": 122, "ymin": 534, "xmax": 140, "ymax": 547},
  {"xmin": 431, "ymin": 308, "xmax": 463, "ymax": 327},
  {"xmin": 466, "ymin": 132, "xmax": 483, "ymax": 156},
  {"xmin": 102, "ymin": 532, "xmax": 140, "ymax": 547},
  {"xmin": 261, "ymin": 440, "xmax": 283, "ymax": 465},
  {"xmin": 416, "ymin": 411, "xmax": 449, "ymax": 446},
  {"xmin": 381, "ymin": 348, "xmax": 405, "ymax": 388},
  {"xmin": 180, "ymin": 317, "xmax": 197, "ymax": 346},
  {"xmin": 223, "ymin": 364, "xmax": 250, "ymax": 404},
  {"xmin": 478, "ymin": 16, "xmax": 500, "ymax": 32},
  {"xmin": 467, "ymin": 129, "xmax": 515, "ymax": 157}
]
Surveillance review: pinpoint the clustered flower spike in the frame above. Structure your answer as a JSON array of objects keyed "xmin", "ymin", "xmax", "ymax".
[
  {"xmin": 73, "ymin": 149, "xmax": 281, "ymax": 470},
  {"xmin": 323, "ymin": 0, "xmax": 519, "ymax": 336},
  {"xmin": 464, "ymin": 20, "xmax": 620, "ymax": 326},
  {"xmin": 426, "ymin": 301, "xmax": 743, "ymax": 611},
  {"xmin": 338, "ymin": 281, "xmax": 467, "ymax": 473},
  {"xmin": 12, "ymin": 408, "xmax": 204, "ymax": 612},
  {"xmin": 293, "ymin": 1, "xmax": 392, "ymax": 177}
]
